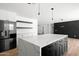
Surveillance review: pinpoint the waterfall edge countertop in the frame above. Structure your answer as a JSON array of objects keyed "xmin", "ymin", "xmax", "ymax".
[{"xmin": 19, "ymin": 34, "xmax": 68, "ymax": 48}]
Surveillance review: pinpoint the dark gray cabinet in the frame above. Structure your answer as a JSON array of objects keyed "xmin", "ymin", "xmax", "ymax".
[
  {"xmin": 54, "ymin": 20, "xmax": 79, "ymax": 39},
  {"xmin": 0, "ymin": 38, "xmax": 16, "ymax": 52},
  {"xmin": 42, "ymin": 38, "xmax": 68, "ymax": 56}
]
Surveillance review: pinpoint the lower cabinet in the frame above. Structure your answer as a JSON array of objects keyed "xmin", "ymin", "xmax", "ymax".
[
  {"xmin": 42, "ymin": 43, "xmax": 56, "ymax": 56},
  {"xmin": 42, "ymin": 38, "xmax": 68, "ymax": 56},
  {"xmin": 0, "ymin": 38, "xmax": 17, "ymax": 52}
]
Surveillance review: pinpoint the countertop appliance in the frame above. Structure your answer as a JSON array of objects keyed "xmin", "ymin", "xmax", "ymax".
[{"xmin": 0, "ymin": 20, "xmax": 16, "ymax": 52}]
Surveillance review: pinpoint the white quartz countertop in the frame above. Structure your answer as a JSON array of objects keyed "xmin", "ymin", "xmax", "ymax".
[{"xmin": 18, "ymin": 34, "xmax": 68, "ymax": 48}]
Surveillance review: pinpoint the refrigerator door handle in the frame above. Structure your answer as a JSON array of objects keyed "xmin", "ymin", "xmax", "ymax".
[
  {"xmin": 4, "ymin": 30, "xmax": 9, "ymax": 38},
  {"xmin": 5, "ymin": 30, "xmax": 7, "ymax": 36},
  {"xmin": 1, "ymin": 31, "xmax": 5, "ymax": 37}
]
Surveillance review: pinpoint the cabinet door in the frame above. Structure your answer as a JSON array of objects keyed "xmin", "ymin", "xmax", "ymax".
[
  {"xmin": 55, "ymin": 39, "xmax": 67, "ymax": 56},
  {"xmin": 42, "ymin": 39, "xmax": 68, "ymax": 56},
  {"xmin": 49, "ymin": 43, "xmax": 57, "ymax": 56},
  {"xmin": 54, "ymin": 22, "xmax": 72, "ymax": 35},
  {"xmin": 54, "ymin": 21, "xmax": 79, "ymax": 38},
  {"xmin": 10, "ymin": 38, "xmax": 17, "ymax": 49},
  {"xmin": 0, "ymin": 38, "xmax": 16, "ymax": 52},
  {"xmin": 64, "ymin": 38, "xmax": 68, "ymax": 52},
  {"xmin": 0, "ymin": 40, "xmax": 5, "ymax": 52},
  {"xmin": 54, "ymin": 23, "xmax": 66, "ymax": 34},
  {"xmin": 42, "ymin": 45, "xmax": 49, "ymax": 56},
  {"xmin": 56, "ymin": 41, "xmax": 61, "ymax": 56},
  {"xmin": 57, "ymin": 40, "xmax": 63, "ymax": 56},
  {"xmin": 42, "ymin": 44, "xmax": 52, "ymax": 56},
  {"xmin": 42, "ymin": 42, "xmax": 56, "ymax": 56}
]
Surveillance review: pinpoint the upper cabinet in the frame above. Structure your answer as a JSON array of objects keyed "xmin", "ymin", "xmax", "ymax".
[{"xmin": 0, "ymin": 9, "xmax": 17, "ymax": 22}]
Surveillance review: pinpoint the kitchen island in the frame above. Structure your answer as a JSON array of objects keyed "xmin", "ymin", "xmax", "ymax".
[{"xmin": 17, "ymin": 34, "xmax": 68, "ymax": 56}]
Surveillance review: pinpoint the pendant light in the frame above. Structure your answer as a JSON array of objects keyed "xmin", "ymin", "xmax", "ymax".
[
  {"xmin": 51, "ymin": 8, "xmax": 54, "ymax": 20},
  {"xmin": 38, "ymin": 3, "xmax": 40, "ymax": 16}
]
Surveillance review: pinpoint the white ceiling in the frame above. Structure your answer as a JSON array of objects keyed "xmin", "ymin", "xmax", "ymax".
[{"xmin": 0, "ymin": 3, "xmax": 79, "ymax": 24}]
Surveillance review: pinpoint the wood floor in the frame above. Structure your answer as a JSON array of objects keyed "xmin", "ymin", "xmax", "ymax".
[
  {"xmin": 64, "ymin": 38, "xmax": 79, "ymax": 56},
  {"xmin": 0, "ymin": 38, "xmax": 79, "ymax": 56},
  {"xmin": 0, "ymin": 48, "xmax": 18, "ymax": 56}
]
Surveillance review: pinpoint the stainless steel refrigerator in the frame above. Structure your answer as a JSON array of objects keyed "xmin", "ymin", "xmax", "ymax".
[{"xmin": 0, "ymin": 20, "xmax": 17, "ymax": 52}]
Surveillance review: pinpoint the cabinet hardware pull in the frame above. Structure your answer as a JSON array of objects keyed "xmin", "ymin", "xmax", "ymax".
[{"xmin": 60, "ymin": 26, "xmax": 64, "ymax": 28}]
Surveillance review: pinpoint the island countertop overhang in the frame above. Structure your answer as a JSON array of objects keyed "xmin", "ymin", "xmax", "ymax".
[{"xmin": 18, "ymin": 34, "xmax": 68, "ymax": 48}]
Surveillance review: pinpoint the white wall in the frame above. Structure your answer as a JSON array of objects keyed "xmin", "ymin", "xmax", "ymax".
[
  {"xmin": 38, "ymin": 23, "xmax": 53, "ymax": 34},
  {"xmin": 17, "ymin": 16, "xmax": 38, "ymax": 37},
  {"xmin": 0, "ymin": 3, "xmax": 38, "ymax": 19},
  {"xmin": 1, "ymin": 3, "xmax": 79, "ymax": 35},
  {"xmin": 0, "ymin": 4, "xmax": 38, "ymax": 46},
  {"xmin": 0, "ymin": 9, "xmax": 17, "ymax": 21},
  {"xmin": 0, "ymin": 9, "xmax": 38, "ymax": 37},
  {"xmin": 0, "ymin": 3, "xmax": 79, "ymax": 24},
  {"xmin": 38, "ymin": 3, "xmax": 79, "ymax": 24},
  {"xmin": 38, "ymin": 3, "xmax": 79, "ymax": 34},
  {"xmin": 0, "ymin": 4, "xmax": 38, "ymax": 36}
]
